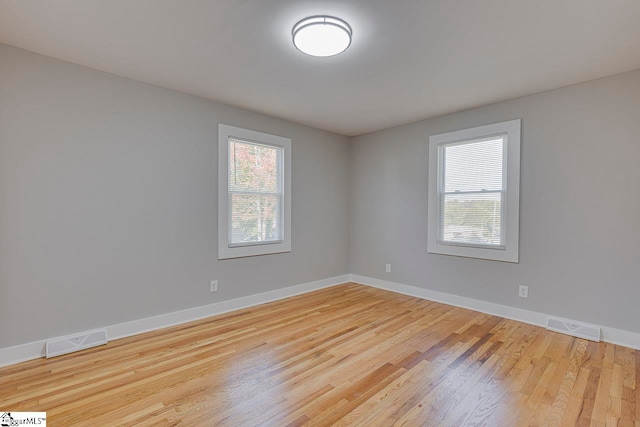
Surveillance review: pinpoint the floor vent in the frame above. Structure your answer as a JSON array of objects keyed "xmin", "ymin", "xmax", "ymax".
[
  {"xmin": 546, "ymin": 317, "xmax": 601, "ymax": 342},
  {"xmin": 46, "ymin": 329, "xmax": 108, "ymax": 358}
]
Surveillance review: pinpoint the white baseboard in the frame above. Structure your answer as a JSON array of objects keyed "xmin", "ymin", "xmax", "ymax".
[
  {"xmin": 3, "ymin": 272, "xmax": 638, "ymax": 368},
  {"xmin": 349, "ymin": 274, "xmax": 640, "ymax": 351},
  {"xmin": 0, "ymin": 274, "xmax": 350, "ymax": 368}
]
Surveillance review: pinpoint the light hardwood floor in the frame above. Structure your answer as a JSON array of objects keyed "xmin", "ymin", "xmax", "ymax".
[{"xmin": 0, "ymin": 283, "xmax": 638, "ymax": 426}]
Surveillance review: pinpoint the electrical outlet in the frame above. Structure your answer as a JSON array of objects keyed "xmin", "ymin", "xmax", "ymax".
[
  {"xmin": 210, "ymin": 280, "xmax": 218, "ymax": 292},
  {"xmin": 518, "ymin": 285, "xmax": 528, "ymax": 298},
  {"xmin": 385, "ymin": 264, "xmax": 391, "ymax": 273}
]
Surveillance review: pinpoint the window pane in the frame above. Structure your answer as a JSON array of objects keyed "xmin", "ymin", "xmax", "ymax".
[
  {"xmin": 230, "ymin": 194, "xmax": 282, "ymax": 244},
  {"xmin": 444, "ymin": 137, "xmax": 504, "ymax": 192},
  {"xmin": 229, "ymin": 139, "xmax": 280, "ymax": 193},
  {"xmin": 442, "ymin": 192, "xmax": 502, "ymax": 245}
]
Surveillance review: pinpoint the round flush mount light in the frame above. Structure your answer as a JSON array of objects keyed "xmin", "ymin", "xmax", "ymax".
[{"xmin": 292, "ymin": 16, "xmax": 352, "ymax": 57}]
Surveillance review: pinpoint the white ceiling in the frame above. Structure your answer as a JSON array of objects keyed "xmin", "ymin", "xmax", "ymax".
[{"xmin": 2, "ymin": 1, "xmax": 639, "ymax": 136}]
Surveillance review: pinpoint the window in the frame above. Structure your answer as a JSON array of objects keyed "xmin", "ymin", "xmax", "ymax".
[
  {"xmin": 218, "ymin": 124, "xmax": 291, "ymax": 259},
  {"xmin": 428, "ymin": 119, "xmax": 521, "ymax": 262}
]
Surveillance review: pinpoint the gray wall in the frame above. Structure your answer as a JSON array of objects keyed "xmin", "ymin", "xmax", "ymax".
[
  {"xmin": 0, "ymin": 44, "xmax": 350, "ymax": 348},
  {"xmin": 350, "ymin": 69, "xmax": 640, "ymax": 333},
  {"xmin": 2, "ymin": 42, "xmax": 639, "ymax": 350}
]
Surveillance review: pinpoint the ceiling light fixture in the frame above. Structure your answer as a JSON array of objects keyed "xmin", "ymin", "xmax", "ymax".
[{"xmin": 292, "ymin": 16, "xmax": 352, "ymax": 57}]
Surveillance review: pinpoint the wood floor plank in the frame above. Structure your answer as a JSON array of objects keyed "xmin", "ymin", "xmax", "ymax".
[{"xmin": 0, "ymin": 283, "xmax": 637, "ymax": 426}]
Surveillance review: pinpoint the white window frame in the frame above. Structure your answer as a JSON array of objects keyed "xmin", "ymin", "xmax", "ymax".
[
  {"xmin": 427, "ymin": 119, "xmax": 521, "ymax": 263},
  {"xmin": 218, "ymin": 124, "xmax": 291, "ymax": 259}
]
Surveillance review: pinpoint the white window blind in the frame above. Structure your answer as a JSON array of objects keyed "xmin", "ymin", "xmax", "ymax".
[
  {"xmin": 228, "ymin": 138, "xmax": 283, "ymax": 246},
  {"xmin": 440, "ymin": 136, "xmax": 505, "ymax": 247}
]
